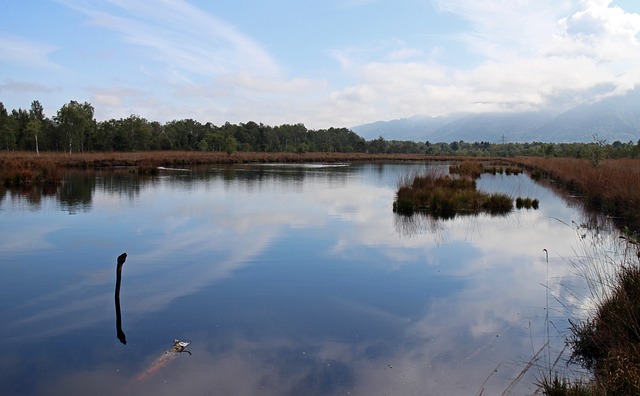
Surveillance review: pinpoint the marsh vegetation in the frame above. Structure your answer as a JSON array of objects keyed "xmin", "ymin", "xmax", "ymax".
[
  {"xmin": 536, "ymin": 232, "xmax": 640, "ymax": 395},
  {"xmin": 393, "ymin": 160, "xmax": 537, "ymax": 218},
  {"xmin": 513, "ymin": 157, "xmax": 640, "ymax": 232},
  {"xmin": 393, "ymin": 169, "xmax": 514, "ymax": 217}
]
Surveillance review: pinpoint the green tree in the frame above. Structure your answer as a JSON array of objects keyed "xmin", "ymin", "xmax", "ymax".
[
  {"xmin": 111, "ymin": 115, "xmax": 153, "ymax": 151},
  {"xmin": 223, "ymin": 135, "xmax": 237, "ymax": 155},
  {"xmin": 0, "ymin": 102, "xmax": 16, "ymax": 150},
  {"xmin": 11, "ymin": 108, "xmax": 29, "ymax": 150},
  {"xmin": 367, "ymin": 136, "xmax": 388, "ymax": 153},
  {"xmin": 590, "ymin": 135, "xmax": 607, "ymax": 168},
  {"xmin": 95, "ymin": 119, "xmax": 117, "ymax": 151},
  {"xmin": 28, "ymin": 100, "xmax": 45, "ymax": 155},
  {"xmin": 55, "ymin": 101, "xmax": 95, "ymax": 154},
  {"xmin": 164, "ymin": 119, "xmax": 203, "ymax": 150},
  {"xmin": 197, "ymin": 138, "xmax": 209, "ymax": 151}
]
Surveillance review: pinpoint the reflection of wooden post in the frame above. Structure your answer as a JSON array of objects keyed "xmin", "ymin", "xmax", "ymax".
[{"xmin": 115, "ymin": 253, "xmax": 127, "ymax": 345}]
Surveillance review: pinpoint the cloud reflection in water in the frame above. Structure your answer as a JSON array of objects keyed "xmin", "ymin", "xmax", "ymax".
[{"xmin": 0, "ymin": 164, "xmax": 606, "ymax": 395}]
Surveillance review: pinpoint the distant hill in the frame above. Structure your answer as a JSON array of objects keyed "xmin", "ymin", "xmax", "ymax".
[
  {"xmin": 352, "ymin": 89, "xmax": 640, "ymax": 143},
  {"xmin": 351, "ymin": 115, "xmax": 455, "ymax": 142}
]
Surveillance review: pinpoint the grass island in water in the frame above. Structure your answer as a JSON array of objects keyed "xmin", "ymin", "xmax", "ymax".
[{"xmin": 393, "ymin": 168, "xmax": 514, "ymax": 218}]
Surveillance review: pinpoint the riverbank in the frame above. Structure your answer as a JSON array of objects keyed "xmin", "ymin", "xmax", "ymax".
[
  {"xmin": 0, "ymin": 151, "xmax": 475, "ymax": 188},
  {"xmin": 511, "ymin": 157, "xmax": 640, "ymax": 232},
  {"xmin": 0, "ymin": 150, "xmax": 473, "ymax": 168}
]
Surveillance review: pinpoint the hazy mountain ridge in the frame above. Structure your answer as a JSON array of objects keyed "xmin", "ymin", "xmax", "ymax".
[{"xmin": 352, "ymin": 89, "xmax": 640, "ymax": 143}]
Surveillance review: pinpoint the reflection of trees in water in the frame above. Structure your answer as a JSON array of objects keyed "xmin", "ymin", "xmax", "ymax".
[
  {"xmin": 0, "ymin": 183, "xmax": 60, "ymax": 211},
  {"xmin": 95, "ymin": 170, "xmax": 147, "ymax": 200},
  {"xmin": 203, "ymin": 164, "xmax": 357, "ymax": 192},
  {"xmin": 58, "ymin": 171, "xmax": 95, "ymax": 213},
  {"xmin": 59, "ymin": 169, "xmax": 149, "ymax": 210},
  {"xmin": 5, "ymin": 164, "xmax": 362, "ymax": 211}
]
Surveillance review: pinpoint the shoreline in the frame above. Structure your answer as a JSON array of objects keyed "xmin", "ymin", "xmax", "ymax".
[{"xmin": 0, "ymin": 150, "xmax": 488, "ymax": 168}]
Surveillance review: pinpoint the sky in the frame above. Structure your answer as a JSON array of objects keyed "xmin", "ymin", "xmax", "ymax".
[{"xmin": 1, "ymin": 0, "xmax": 640, "ymax": 129}]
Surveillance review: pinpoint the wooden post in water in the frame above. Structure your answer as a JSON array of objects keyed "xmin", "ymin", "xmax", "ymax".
[{"xmin": 115, "ymin": 252, "xmax": 127, "ymax": 345}]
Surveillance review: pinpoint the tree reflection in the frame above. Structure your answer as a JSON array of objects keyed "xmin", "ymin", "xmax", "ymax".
[
  {"xmin": 114, "ymin": 252, "xmax": 127, "ymax": 345},
  {"xmin": 58, "ymin": 172, "xmax": 94, "ymax": 213}
]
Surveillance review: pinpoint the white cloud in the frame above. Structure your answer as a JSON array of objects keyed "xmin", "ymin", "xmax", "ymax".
[
  {"xmin": 434, "ymin": 0, "xmax": 575, "ymax": 59},
  {"xmin": 553, "ymin": 0, "xmax": 640, "ymax": 87},
  {"xmin": 31, "ymin": 0, "xmax": 640, "ymax": 128},
  {"xmin": 58, "ymin": 0, "xmax": 280, "ymax": 78},
  {"xmin": 0, "ymin": 33, "xmax": 61, "ymax": 69},
  {"xmin": 91, "ymin": 87, "xmax": 145, "ymax": 107},
  {"xmin": 0, "ymin": 79, "xmax": 53, "ymax": 94},
  {"xmin": 319, "ymin": 0, "xmax": 640, "ymax": 125},
  {"xmin": 217, "ymin": 72, "xmax": 327, "ymax": 94}
]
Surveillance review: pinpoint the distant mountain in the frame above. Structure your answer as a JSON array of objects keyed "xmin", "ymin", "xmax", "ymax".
[
  {"xmin": 352, "ymin": 115, "xmax": 458, "ymax": 141},
  {"xmin": 352, "ymin": 89, "xmax": 640, "ymax": 143},
  {"xmin": 430, "ymin": 111, "xmax": 556, "ymax": 143},
  {"xmin": 533, "ymin": 89, "xmax": 640, "ymax": 143}
]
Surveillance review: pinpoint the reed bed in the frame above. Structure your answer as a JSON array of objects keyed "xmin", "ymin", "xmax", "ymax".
[
  {"xmin": 0, "ymin": 151, "xmax": 494, "ymax": 169},
  {"xmin": 512, "ymin": 157, "xmax": 640, "ymax": 231},
  {"xmin": 449, "ymin": 160, "xmax": 484, "ymax": 178},
  {"xmin": 393, "ymin": 168, "xmax": 513, "ymax": 217}
]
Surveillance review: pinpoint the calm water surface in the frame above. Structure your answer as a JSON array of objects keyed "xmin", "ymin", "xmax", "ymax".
[{"xmin": 0, "ymin": 162, "xmax": 612, "ymax": 395}]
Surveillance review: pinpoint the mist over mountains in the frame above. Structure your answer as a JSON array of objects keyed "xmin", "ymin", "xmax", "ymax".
[{"xmin": 352, "ymin": 88, "xmax": 640, "ymax": 143}]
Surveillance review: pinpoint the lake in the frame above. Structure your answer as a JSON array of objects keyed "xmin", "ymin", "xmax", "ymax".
[{"xmin": 0, "ymin": 162, "xmax": 612, "ymax": 395}]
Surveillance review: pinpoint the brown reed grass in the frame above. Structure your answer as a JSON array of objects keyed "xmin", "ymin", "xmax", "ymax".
[
  {"xmin": 394, "ymin": 168, "xmax": 513, "ymax": 217},
  {"xmin": 0, "ymin": 151, "xmax": 488, "ymax": 169},
  {"xmin": 511, "ymin": 157, "xmax": 640, "ymax": 231},
  {"xmin": 449, "ymin": 160, "xmax": 484, "ymax": 178}
]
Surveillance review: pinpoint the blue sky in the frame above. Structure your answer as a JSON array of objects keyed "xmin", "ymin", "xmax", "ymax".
[{"xmin": 1, "ymin": 0, "xmax": 640, "ymax": 129}]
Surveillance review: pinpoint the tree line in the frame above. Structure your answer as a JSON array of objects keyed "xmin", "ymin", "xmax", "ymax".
[
  {"xmin": 1, "ymin": 99, "xmax": 639, "ymax": 159},
  {"xmin": 0, "ymin": 100, "xmax": 366, "ymax": 154}
]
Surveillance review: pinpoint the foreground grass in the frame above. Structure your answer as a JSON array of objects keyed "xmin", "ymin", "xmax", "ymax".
[{"xmin": 536, "ymin": 236, "xmax": 640, "ymax": 396}]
